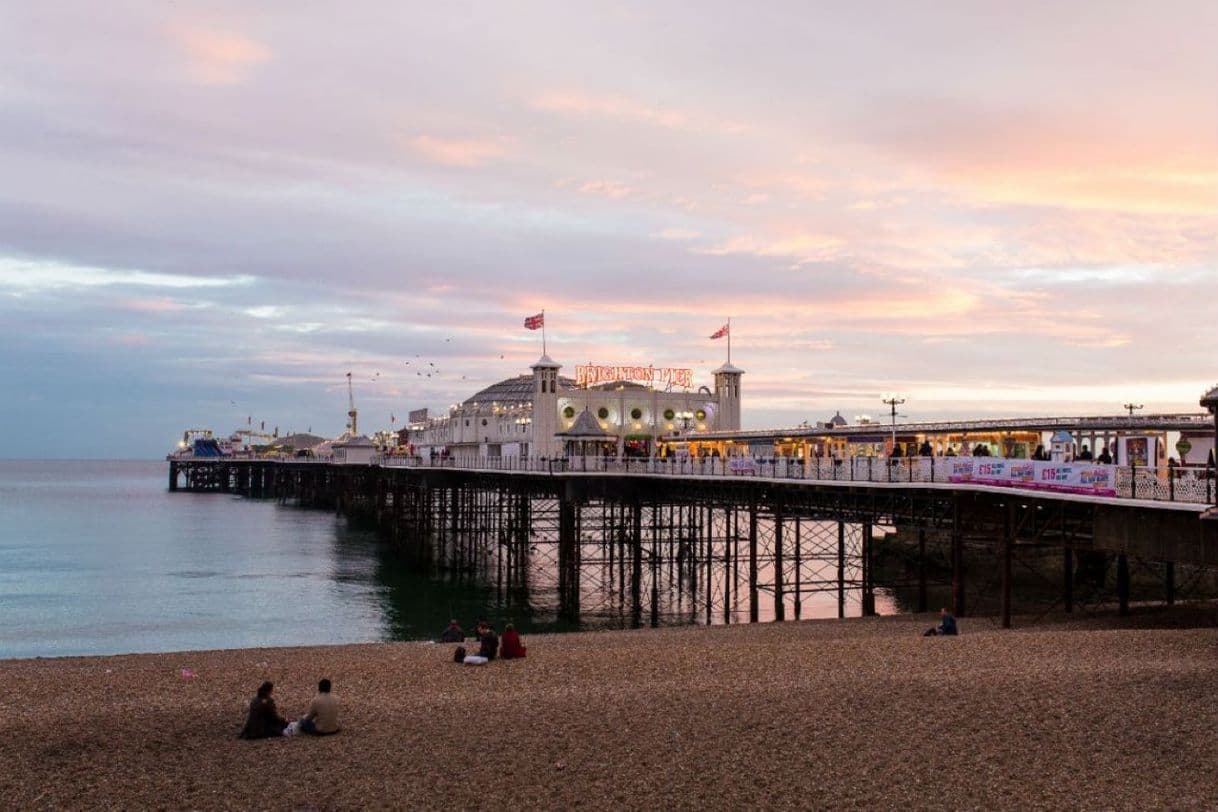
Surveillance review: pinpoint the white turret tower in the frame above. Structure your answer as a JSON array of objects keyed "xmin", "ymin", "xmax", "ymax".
[
  {"xmin": 531, "ymin": 354, "xmax": 562, "ymax": 457},
  {"xmin": 713, "ymin": 362, "xmax": 744, "ymax": 430}
]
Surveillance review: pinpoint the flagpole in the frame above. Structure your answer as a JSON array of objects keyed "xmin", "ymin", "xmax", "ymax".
[
  {"xmin": 727, "ymin": 316, "xmax": 732, "ymax": 365},
  {"xmin": 542, "ymin": 309, "xmax": 547, "ymax": 355}
]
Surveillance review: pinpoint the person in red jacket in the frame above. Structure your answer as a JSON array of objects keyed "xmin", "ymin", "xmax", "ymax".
[{"xmin": 499, "ymin": 623, "xmax": 527, "ymax": 659}]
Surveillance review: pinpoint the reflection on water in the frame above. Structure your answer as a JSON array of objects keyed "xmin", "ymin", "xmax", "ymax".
[{"xmin": 0, "ymin": 460, "xmax": 901, "ymax": 659}]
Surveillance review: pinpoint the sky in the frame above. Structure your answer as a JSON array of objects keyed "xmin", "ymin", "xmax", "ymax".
[{"xmin": 2, "ymin": 1, "xmax": 1216, "ymax": 458}]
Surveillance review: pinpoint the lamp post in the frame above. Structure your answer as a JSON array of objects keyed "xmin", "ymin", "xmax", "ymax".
[
  {"xmin": 880, "ymin": 394, "xmax": 906, "ymax": 454},
  {"xmin": 1123, "ymin": 402, "xmax": 1144, "ymax": 417}
]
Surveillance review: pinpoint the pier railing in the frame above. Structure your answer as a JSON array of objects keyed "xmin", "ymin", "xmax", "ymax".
[{"xmin": 374, "ymin": 454, "xmax": 1216, "ymax": 506}]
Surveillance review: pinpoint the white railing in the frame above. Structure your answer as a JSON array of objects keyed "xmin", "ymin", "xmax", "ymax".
[
  {"xmin": 379, "ymin": 454, "xmax": 1216, "ymax": 505},
  {"xmin": 170, "ymin": 452, "xmax": 1216, "ymax": 505}
]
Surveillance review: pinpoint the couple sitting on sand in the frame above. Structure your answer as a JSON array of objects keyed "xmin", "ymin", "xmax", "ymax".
[
  {"xmin": 239, "ymin": 678, "xmax": 340, "ymax": 739},
  {"xmin": 453, "ymin": 620, "xmax": 526, "ymax": 665}
]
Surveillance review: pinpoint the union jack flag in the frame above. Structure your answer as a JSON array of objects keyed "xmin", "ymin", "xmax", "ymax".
[
  {"xmin": 709, "ymin": 323, "xmax": 729, "ymax": 340},
  {"xmin": 524, "ymin": 313, "xmax": 544, "ymax": 330}
]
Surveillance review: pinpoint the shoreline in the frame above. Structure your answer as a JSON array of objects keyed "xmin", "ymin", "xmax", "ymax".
[{"xmin": 2, "ymin": 608, "xmax": 1216, "ymax": 809}]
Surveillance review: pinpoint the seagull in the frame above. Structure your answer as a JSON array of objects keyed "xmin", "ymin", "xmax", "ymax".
[
  {"xmin": 445, "ymin": 338, "xmax": 451, "ymax": 342},
  {"xmin": 499, "ymin": 354, "xmax": 504, "ymax": 359}
]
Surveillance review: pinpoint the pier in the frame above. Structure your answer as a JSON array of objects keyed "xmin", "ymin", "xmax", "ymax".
[{"xmin": 169, "ymin": 457, "xmax": 1218, "ymax": 629}]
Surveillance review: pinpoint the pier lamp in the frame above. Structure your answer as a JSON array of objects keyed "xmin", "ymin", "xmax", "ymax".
[
  {"xmin": 676, "ymin": 409, "xmax": 694, "ymax": 435},
  {"xmin": 1123, "ymin": 402, "xmax": 1144, "ymax": 417},
  {"xmin": 880, "ymin": 394, "xmax": 906, "ymax": 453}
]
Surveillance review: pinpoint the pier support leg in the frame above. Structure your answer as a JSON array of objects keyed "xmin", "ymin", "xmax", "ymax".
[
  {"xmin": 1063, "ymin": 547, "xmax": 1073, "ymax": 614},
  {"xmin": 748, "ymin": 504, "xmax": 759, "ymax": 623},
  {"xmin": 168, "ymin": 462, "xmax": 178, "ymax": 492},
  {"xmin": 861, "ymin": 523, "xmax": 875, "ymax": 617},
  {"xmin": 1001, "ymin": 503, "xmax": 1013, "ymax": 629},
  {"xmin": 917, "ymin": 528, "xmax": 928, "ymax": 614},
  {"xmin": 1166, "ymin": 561, "xmax": 1175, "ymax": 606},
  {"xmin": 773, "ymin": 511, "xmax": 785, "ymax": 622},
  {"xmin": 1117, "ymin": 553, "xmax": 1130, "ymax": 616},
  {"xmin": 951, "ymin": 495, "xmax": 965, "ymax": 617},
  {"xmin": 836, "ymin": 521, "xmax": 845, "ymax": 619},
  {"xmin": 631, "ymin": 500, "xmax": 643, "ymax": 629},
  {"xmin": 793, "ymin": 518, "xmax": 802, "ymax": 620},
  {"xmin": 558, "ymin": 496, "xmax": 579, "ymax": 623}
]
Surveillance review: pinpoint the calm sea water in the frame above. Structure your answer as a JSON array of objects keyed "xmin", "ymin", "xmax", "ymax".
[
  {"xmin": 0, "ymin": 460, "xmax": 519, "ymax": 659},
  {"xmin": 1, "ymin": 460, "xmax": 907, "ymax": 660}
]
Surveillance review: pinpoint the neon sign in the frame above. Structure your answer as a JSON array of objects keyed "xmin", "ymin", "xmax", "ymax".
[{"xmin": 575, "ymin": 364, "xmax": 694, "ymax": 390}]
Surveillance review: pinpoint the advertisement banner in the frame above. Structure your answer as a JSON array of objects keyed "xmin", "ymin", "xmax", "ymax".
[{"xmin": 949, "ymin": 458, "xmax": 1115, "ymax": 497}]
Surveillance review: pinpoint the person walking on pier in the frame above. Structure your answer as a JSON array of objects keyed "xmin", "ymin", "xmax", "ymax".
[
  {"xmin": 923, "ymin": 608, "xmax": 958, "ymax": 637},
  {"xmin": 239, "ymin": 681, "xmax": 288, "ymax": 739},
  {"xmin": 439, "ymin": 619, "xmax": 464, "ymax": 643}
]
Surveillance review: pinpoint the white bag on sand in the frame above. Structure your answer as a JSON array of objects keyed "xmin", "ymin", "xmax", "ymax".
[
  {"xmin": 283, "ymin": 721, "xmax": 300, "ymax": 737},
  {"xmin": 463, "ymin": 655, "xmax": 489, "ymax": 666}
]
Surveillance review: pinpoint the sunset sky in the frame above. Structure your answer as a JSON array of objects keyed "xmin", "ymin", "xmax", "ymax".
[{"xmin": 2, "ymin": 1, "xmax": 1216, "ymax": 458}]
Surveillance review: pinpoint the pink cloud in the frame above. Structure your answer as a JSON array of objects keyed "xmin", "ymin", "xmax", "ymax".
[
  {"xmin": 532, "ymin": 90, "xmax": 688, "ymax": 129},
  {"xmin": 408, "ymin": 135, "xmax": 507, "ymax": 167},
  {"xmin": 169, "ymin": 24, "xmax": 270, "ymax": 86},
  {"xmin": 577, "ymin": 180, "xmax": 634, "ymax": 200},
  {"xmin": 120, "ymin": 297, "xmax": 191, "ymax": 314}
]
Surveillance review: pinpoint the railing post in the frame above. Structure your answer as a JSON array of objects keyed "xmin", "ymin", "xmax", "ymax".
[
  {"xmin": 1168, "ymin": 458, "xmax": 1176, "ymax": 502},
  {"xmin": 1130, "ymin": 460, "xmax": 1137, "ymax": 500}
]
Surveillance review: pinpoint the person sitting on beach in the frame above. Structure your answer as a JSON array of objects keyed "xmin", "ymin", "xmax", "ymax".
[
  {"xmin": 239, "ymin": 681, "xmax": 288, "ymax": 739},
  {"xmin": 298, "ymin": 678, "xmax": 340, "ymax": 736},
  {"xmin": 923, "ymin": 607, "xmax": 959, "ymax": 637},
  {"xmin": 439, "ymin": 619, "xmax": 464, "ymax": 643},
  {"xmin": 499, "ymin": 623, "xmax": 527, "ymax": 659},
  {"xmin": 477, "ymin": 622, "xmax": 499, "ymax": 660},
  {"xmin": 457, "ymin": 622, "xmax": 499, "ymax": 665}
]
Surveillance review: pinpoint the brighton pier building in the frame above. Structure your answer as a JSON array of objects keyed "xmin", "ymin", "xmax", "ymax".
[{"xmin": 402, "ymin": 355, "xmax": 743, "ymax": 459}]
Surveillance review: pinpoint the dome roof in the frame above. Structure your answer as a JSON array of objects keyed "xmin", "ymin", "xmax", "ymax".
[
  {"xmin": 828, "ymin": 411, "xmax": 848, "ymax": 427},
  {"xmin": 462, "ymin": 374, "xmax": 576, "ymax": 406}
]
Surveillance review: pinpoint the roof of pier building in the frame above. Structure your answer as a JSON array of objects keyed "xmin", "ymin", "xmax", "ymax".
[
  {"xmin": 461, "ymin": 374, "xmax": 577, "ymax": 406},
  {"xmin": 461, "ymin": 375, "xmax": 667, "ymax": 408}
]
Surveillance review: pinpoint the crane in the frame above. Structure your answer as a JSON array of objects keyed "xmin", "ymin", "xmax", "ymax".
[{"xmin": 346, "ymin": 371, "xmax": 358, "ymax": 436}]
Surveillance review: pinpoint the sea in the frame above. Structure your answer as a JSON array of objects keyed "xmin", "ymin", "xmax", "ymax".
[{"xmin": 0, "ymin": 460, "xmax": 904, "ymax": 659}]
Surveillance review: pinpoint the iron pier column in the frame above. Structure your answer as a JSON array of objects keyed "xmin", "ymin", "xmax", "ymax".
[
  {"xmin": 1117, "ymin": 553, "xmax": 1130, "ymax": 616},
  {"xmin": 1063, "ymin": 547, "xmax": 1074, "ymax": 613},
  {"xmin": 748, "ymin": 502, "xmax": 759, "ymax": 623},
  {"xmin": 773, "ymin": 509, "xmax": 785, "ymax": 622}
]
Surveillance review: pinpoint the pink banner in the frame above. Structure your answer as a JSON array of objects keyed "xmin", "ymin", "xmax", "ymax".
[{"xmin": 949, "ymin": 459, "xmax": 1116, "ymax": 497}]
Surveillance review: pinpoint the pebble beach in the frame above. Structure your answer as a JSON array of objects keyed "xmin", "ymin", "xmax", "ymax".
[{"xmin": 2, "ymin": 609, "xmax": 1216, "ymax": 810}]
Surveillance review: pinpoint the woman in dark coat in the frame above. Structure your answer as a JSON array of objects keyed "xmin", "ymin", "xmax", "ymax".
[{"xmin": 239, "ymin": 681, "xmax": 287, "ymax": 739}]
